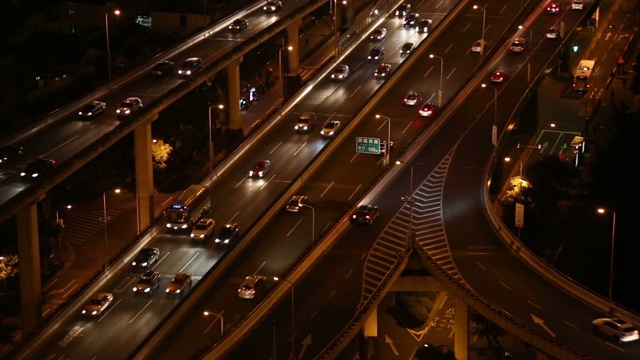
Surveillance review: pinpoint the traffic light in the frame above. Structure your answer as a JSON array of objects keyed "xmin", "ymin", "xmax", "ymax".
[{"xmin": 572, "ymin": 44, "xmax": 579, "ymax": 53}]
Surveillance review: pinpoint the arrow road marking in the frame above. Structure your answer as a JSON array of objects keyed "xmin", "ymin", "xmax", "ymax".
[
  {"xmin": 385, "ymin": 335, "xmax": 399, "ymax": 356},
  {"xmin": 298, "ymin": 334, "xmax": 312, "ymax": 359},
  {"xmin": 531, "ymin": 314, "xmax": 557, "ymax": 337}
]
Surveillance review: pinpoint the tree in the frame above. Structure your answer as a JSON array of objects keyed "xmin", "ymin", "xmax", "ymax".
[{"xmin": 151, "ymin": 139, "xmax": 173, "ymax": 169}]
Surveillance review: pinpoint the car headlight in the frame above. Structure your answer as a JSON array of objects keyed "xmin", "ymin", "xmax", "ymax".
[
  {"xmin": 303, "ymin": 126, "xmax": 308, "ymax": 130},
  {"xmin": 132, "ymin": 261, "xmax": 137, "ymax": 266},
  {"xmin": 181, "ymin": 224, "xmax": 188, "ymax": 229},
  {"xmin": 32, "ymin": 173, "xmax": 39, "ymax": 177},
  {"xmin": 294, "ymin": 125, "xmax": 299, "ymax": 129},
  {"xmin": 258, "ymin": 171, "xmax": 263, "ymax": 176},
  {"xmin": 20, "ymin": 172, "xmax": 26, "ymax": 176},
  {"xmin": 144, "ymin": 288, "xmax": 150, "ymax": 293},
  {"xmin": 166, "ymin": 224, "xmax": 171, "ymax": 228},
  {"xmin": 92, "ymin": 310, "xmax": 98, "ymax": 315},
  {"xmin": 199, "ymin": 234, "xmax": 205, "ymax": 238},
  {"xmin": 175, "ymin": 289, "xmax": 181, "ymax": 293},
  {"xmin": 142, "ymin": 262, "xmax": 148, "ymax": 266},
  {"xmin": 87, "ymin": 112, "xmax": 92, "ymax": 116},
  {"xmin": 190, "ymin": 233, "xmax": 195, "ymax": 238},
  {"xmin": 329, "ymin": 131, "xmax": 334, "ymax": 135},
  {"xmin": 249, "ymin": 170, "xmax": 254, "ymax": 176},
  {"xmin": 186, "ymin": 70, "xmax": 191, "ymax": 75},
  {"xmin": 133, "ymin": 287, "xmax": 138, "ymax": 291},
  {"xmin": 166, "ymin": 289, "xmax": 170, "ymax": 293},
  {"xmin": 82, "ymin": 310, "xmax": 87, "ymax": 314},
  {"xmin": 116, "ymin": 109, "xmax": 121, "ymax": 113},
  {"xmin": 215, "ymin": 238, "xmax": 220, "ymax": 243},
  {"xmin": 224, "ymin": 239, "xmax": 229, "ymax": 244},
  {"xmin": 125, "ymin": 109, "xmax": 131, "ymax": 114}
]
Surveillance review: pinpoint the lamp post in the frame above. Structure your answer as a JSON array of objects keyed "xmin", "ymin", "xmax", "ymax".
[
  {"xmin": 473, "ymin": 5, "xmax": 486, "ymax": 60},
  {"xmin": 597, "ymin": 208, "xmax": 616, "ymax": 302},
  {"xmin": 278, "ymin": 40, "xmax": 293, "ymax": 103},
  {"xmin": 203, "ymin": 310, "xmax": 224, "ymax": 336},
  {"xmin": 375, "ymin": 114, "xmax": 391, "ymax": 166},
  {"xmin": 504, "ymin": 157, "xmax": 523, "ymax": 177},
  {"xmin": 55, "ymin": 205, "xmax": 72, "ymax": 264},
  {"xmin": 274, "ymin": 277, "xmax": 295, "ymax": 358},
  {"xmin": 208, "ymin": 104, "xmax": 224, "ymax": 160},
  {"xmin": 481, "ymin": 83, "xmax": 498, "ymax": 145},
  {"xmin": 518, "ymin": 25, "xmax": 533, "ymax": 46},
  {"xmin": 102, "ymin": 188, "xmax": 121, "ymax": 271},
  {"xmin": 429, "ymin": 54, "xmax": 444, "ymax": 107},
  {"xmin": 105, "ymin": 8, "xmax": 121, "ymax": 81},
  {"xmin": 301, "ymin": 203, "xmax": 315, "ymax": 243}
]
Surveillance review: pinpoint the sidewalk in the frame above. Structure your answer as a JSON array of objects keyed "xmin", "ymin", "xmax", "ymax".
[{"xmin": 0, "ymin": 15, "xmax": 341, "ymax": 358}]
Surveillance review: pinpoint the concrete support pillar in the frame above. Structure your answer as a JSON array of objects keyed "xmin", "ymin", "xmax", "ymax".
[
  {"xmin": 454, "ymin": 297, "xmax": 469, "ymax": 360},
  {"xmin": 284, "ymin": 21, "xmax": 301, "ymax": 76},
  {"xmin": 17, "ymin": 204, "xmax": 43, "ymax": 338},
  {"xmin": 363, "ymin": 307, "xmax": 378, "ymax": 337},
  {"xmin": 134, "ymin": 119, "xmax": 155, "ymax": 234},
  {"xmin": 225, "ymin": 57, "xmax": 243, "ymax": 130}
]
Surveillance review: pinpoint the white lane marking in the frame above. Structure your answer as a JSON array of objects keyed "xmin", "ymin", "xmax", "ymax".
[
  {"xmin": 350, "ymin": 153, "xmax": 359, "ymax": 162},
  {"xmin": 350, "ymin": 85, "xmax": 362, "ymax": 98},
  {"xmin": 228, "ymin": 211, "xmax": 240, "ymax": 223},
  {"xmin": 114, "ymin": 276, "xmax": 134, "ymax": 293},
  {"xmin": 328, "ymin": 289, "xmax": 336, "ymax": 298},
  {"xmin": 270, "ymin": 141, "xmax": 282, "ymax": 154},
  {"xmin": 463, "ymin": 23, "xmax": 470, "ymax": 32},
  {"xmin": 180, "ymin": 252, "xmax": 200, "ymax": 273},
  {"xmin": 423, "ymin": 66, "xmax": 434, "ymax": 78},
  {"xmin": 376, "ymin": 119, "xmax": 388, "ymax": 131},
  {"xmin": 155, "ymin": 252, "xmax": 170, "ymax": 267},
  {"xmin": 345, "ymin": 270, "xmax": 353, "ymax": 278},
  {"xmin": 129, "ymin": 300, "xmax": 153, "ymax": 323},
  {"xmin": 254, "ymin": 261, "xmax": 267, "ymax": 276},
  {"xmin": 402, "ymin": 121, "xmax": 412, "ymax": 134},
  {"xmin": 444, "ymin": 43, "xmax": 453, "ymax": 53},
  {"xmin": 293, "ymin": 142, "xmax": 307, "ymax": 156},
  {"xmin": 49, "ymin": 279, "xmax": 77, "ymax": 294},
  {"xmin": 310, "ymin": 310, "xmax": 318, "ymax": 319},
  {"xmin": 63, "ymin": 283, "xmax": 79, "ymax": 298},
  {"xmin": 45, "ymin": 135, "xmax": 79, "ymax": 157},
  {"xmin": 234, "ymin": 177, "xmax": 246, "ymax": 189},
  {"xmin": 348, "ymin": 184, "xmax": 361, "ymax": 200},
  {"xmin": 527, "ymin": 300, "xmax": 541, "ymax": 309},
  {"xmin": 498, "ymin": 281, "xmax": 511, "ymax": 290},
  {"xmin": 98, "ymin": 298, "xmax": 122, "ymax": 322},
  {"xmin": 320, "ymin": 181, "xmax": 334, "ymax": 197},
  {"xmin": 260, "ymin": 174, "xmax": 276, "ymax": 190},
  {"xmin": 287, "ymin": 219, "xmax": 303, "ymax": 237},
  {"xmin": 476, "ymin": 261, "xmax": 486, "ymax": 270},
  {"xmin": 563, "ymin": 321, "xmax": 579, "ymax": 330},
  {"xmin": 161, "ymin": 196, "xmax": 174, "ymax": 207},
  {"xmin": 446, "ymin": 68, "xmax": 456, "ymax": 79}
]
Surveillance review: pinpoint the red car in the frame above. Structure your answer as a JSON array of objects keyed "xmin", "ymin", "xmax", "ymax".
[
  {"xmin": 491, "ymin": 70, "xmax": 507, "ymax": 83},
  {"xmin": 418, "ymin": 103, "xmax": 437, "ymax": 117},
  {"xmin": 546, "ymin": 2, "xmax": 561, "ymax": 14}
]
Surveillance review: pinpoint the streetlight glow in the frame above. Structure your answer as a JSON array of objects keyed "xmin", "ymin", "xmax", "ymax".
[
  {"xmin": 473, "ymin": 5, "xmax": 486, "ymax": 60},
  {"xmin": 429, "ymin": 54, "xmax": 444, "ymax": 106},
  {"xmin": 375, "ymin": 114, "xmax": 392, "ymax": 166},
  {"xmin": 102, "ymin": 188, "xmax": 121, "ymax": 271},
  {"xmin": 596, "ymin": 207, "xmax": 616, "ymax": 302}
]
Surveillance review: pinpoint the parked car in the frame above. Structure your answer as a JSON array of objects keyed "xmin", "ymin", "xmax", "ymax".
[
  {"xmin": 166, "ymin": 273, "xmax": 193, "ymax": 296},
  {"xmin": 78, "ymin": 100, "xmax": 107, "ymax": 119}
]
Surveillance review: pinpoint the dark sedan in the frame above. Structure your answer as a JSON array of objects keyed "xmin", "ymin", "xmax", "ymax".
[
  {"xmin": 350, "ymin": 204, "xmax": 380, "ymax": 224},
  {"xmin": 20, "ymin": 158, "xmax": 56, "ymax": 179},
  {"xmin": 151, "ymin": 61, "xmax": 175, "ymax": 76},
  {"xmin": 131, "ymin": 247, "xmax": 160, "ymax": 269}
]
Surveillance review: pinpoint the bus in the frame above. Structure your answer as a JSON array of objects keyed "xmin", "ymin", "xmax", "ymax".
[
  {"xmin": 165, "ymin": 184, "xmax": 210, "ymax": 231},
  {"xmin": 572, "ymin": 59, "xmax": 596, "ymax": 93}
]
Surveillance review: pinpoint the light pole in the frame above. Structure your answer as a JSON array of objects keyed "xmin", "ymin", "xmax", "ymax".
[
  {"xmin": 203, "ymin": 310, "xmax": 224, "ymax": 336},
  {"xmin": 375, "ymin": 114, "xmax": 391, "ymax": 166},
  {"xmin": 274, "ymin": 277, "xmax": 295, "ymax": 357},
  {"xmin": 208, "ymin": 104, "xmax": 224, "ymax": 160},
  {"xmin": 102, "ymin": 188, "xmax": 121, "ymax": 271},
  {"xmin": 429, "ymin": 54, "xmax": 444, "ymax": 107},
  {"xmin": 481, "ymin": 83, "xmax": 498, "ymax": 145},
  {"xmin": 55, "ymin": 205, "xmax": 72, "ymax": 264},
  {"xmin": 301, "ymin": 203, "xmax": 315, "ymax": 243},
  {"xmin": 504, "ymin": 157, "xmax": 523, "ymax": 177},
  {"xmin": 597, "ymin": 208, "xmax": 616, "ymax": 302},
  {"xmin": 105, "ymin": 8, "xmax": 121, "ymax": 81},
  {"xmin": 278, "ymin": 40, "xmax": 293, "ymax": 103},
  {"xmin": 473, "ymin": 5, "xmax": 486, "ymax": 60},
  {"xmin": 518, "ymin": 25, "xmax": 533, "ymax": 46}
]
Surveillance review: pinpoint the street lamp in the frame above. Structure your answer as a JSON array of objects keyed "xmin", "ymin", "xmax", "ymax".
[
  {"xmin": 278, "ymin": 40, "xmax": 293, "ymax": 103},
  {"xmin": 274, "ymin": 277, "xmax": 295, "ymax": 358},
  {"xmin": 375, "ymin": 114, "xmax": 391, "ymax": 166},
  {"xmin": 102, "ymin": 188, "xmax": 121, "ymax": 271},
  {"xmin": 481, "ymin": 83, "xmax": 498, "ymax": 145},
  {"xmin": 504, "ymin": 157, "xmax": 523, "ymax": 177},
  {"xmin": 55, "ymin": 205, "xmax": 72, "ymax": 264},
  {"xmin": 473, "ymin": 5, "xmax": 486, "ymax": 60},
  {"xmin": 301, "ymin": 203, "xmax": 315, "ymax": 243},
  {"xmin": 518, "ymin": 25, "xmax": 533, "ymax": 46},
  {"xmin": 203, "ymin": 310, "xmax": 224, "ymax": 336},
  {"xmin": 596, "ymin": 207, "xmax": 616, "ymax": 302},
  {"xmin": 429, "ymin": 54, "xmax": 444, "ymax": 107},
  {"xmin": 208, "ymin": 104, "xmax": 224, "ymax": 160},
  {"xmin": 105, "ymin": 8, "xmax": 121, "ymax": 81}
]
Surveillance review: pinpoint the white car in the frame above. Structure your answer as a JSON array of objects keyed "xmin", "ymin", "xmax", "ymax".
[
  {"xmin": 370, "ymin": 27, "xmax": 387, "ymax": 41},
  {"xmin": 508, "ymin": 38, "xmax": 527, "ymax": 53},
  {"xmin": 320, "ymin": 120, "xmax": 341, "ymax": 137},
  {"xmin": 190, "ymin": 218, "xmax": 216, "ymax": 240},
  {"xmin": 403, "ymin": 91, "xmax": 422, "ymax": 106},
  {"xmin": 546, "ymin": 27, "xmax": 560, "ymax": 39},
  {"xmin": 592, "ymin": 318, "xmax": 640, "ymax": 343},
  {"xmin": 331, "ymin": 64, "xmax": 350, "ymax": 80},
  {"xmin": 238, "ymin": 275, "xmax": 267, "ymax": 299},
  {"xmin": 571, "ymin": 0, "xmax": 585, "ymax": 10},
  {"xmin": 81, "ymin": 292, "xmax": 113, "ymax": 317},
  {"xmin": 116, "ymin": 97, "xmax": 143, "ymax": 119},
  {"xmin": 470, "ymin": 40, "xmax": 485, "ymax": 53}
]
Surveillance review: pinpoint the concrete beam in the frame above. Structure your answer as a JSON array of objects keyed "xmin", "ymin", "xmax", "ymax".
[{"xmin": 134, "ymin": 119, "xmax": 156, "ymax": 233}]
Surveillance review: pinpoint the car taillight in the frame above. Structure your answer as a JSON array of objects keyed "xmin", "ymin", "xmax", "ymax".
[{"xmin": 366, "ymin": 215, "xmax": 371, "ymax": 219}]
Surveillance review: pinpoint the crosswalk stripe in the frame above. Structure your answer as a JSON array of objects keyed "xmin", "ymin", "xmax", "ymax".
[{"xmin": 60, "ymin": 209, "xmax": 121, "ymax": 245}]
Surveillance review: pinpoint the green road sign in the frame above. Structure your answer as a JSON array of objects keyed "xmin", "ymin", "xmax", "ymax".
[{"xmin": 356, "ymin": 137, "xmax": 381, "ymax": 154}]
